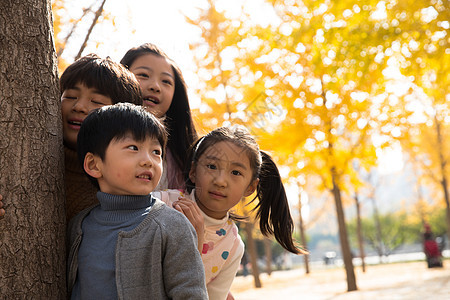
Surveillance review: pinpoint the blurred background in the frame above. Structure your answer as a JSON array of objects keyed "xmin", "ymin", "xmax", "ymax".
[{"xmin": 52, "ymin": 0, "xmax": 449, "ymax": 290}]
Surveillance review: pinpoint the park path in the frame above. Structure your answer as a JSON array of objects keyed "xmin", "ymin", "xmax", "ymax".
[{"xmin": 230, "ymin": 261, "xmax": 450, "ymax": 299}]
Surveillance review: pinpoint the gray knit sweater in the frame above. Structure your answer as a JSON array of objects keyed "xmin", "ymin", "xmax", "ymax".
[{"xmin": 67, "ymin": 193, "xmax": 208, "ymax": 299}]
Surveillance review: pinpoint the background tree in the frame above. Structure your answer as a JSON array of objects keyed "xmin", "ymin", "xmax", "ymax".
[
  {"xmin": 427, "ymin": 207, "xmax": 449, "ymax": 237},
  {"xmin": 365, "ymin": 170, "xmax": 386, "ymax": 259},
  {"xmin": 235, "ymin": 198, "xmax": 263, "ymax": 287},
  {"xmin": 187, "ymin": 0, "xmax": 412, "ymax": 292},
  {"xmin": 297, "ymin": 187, "xmax": 310, "ymax": 274},
  {"xmin": 380, "ymin": 0, "xmax": 450, "ymax": 243},
  {"xmin": 185, "ymin": 0, "xmax": 251, "ymax": 131},
  {"xmin": 348, "ymin": 210, "xmax": 421, "ymax": 257},
  {"xmin": 353, "ymin": 191, "xmax": 366, "ymax": 272},
  {"xmin": 185, "ymin": 0, "xmax": 450, "ymax": 290},
  {"xmin": 186, "ymin": 1, "xmax": 275, "ymax": 287},
  {"xmin": 52, "ymin": 0, "xmax": 112, "ymax": 72},
  {"xmin": 0, "ymin": 0, "xmax": 66, "ymax": 297},
  {"xmin": 398, "ymin": 116, "xmax": 450, "ymax": 242}
]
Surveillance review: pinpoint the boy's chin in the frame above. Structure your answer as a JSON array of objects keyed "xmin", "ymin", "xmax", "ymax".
[{"xmin": 134, "ymin": 187, "xmax": 157, "ymax": 196}]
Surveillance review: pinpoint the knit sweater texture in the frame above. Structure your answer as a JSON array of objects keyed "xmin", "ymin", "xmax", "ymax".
[
  {"xmin": 64, "ymin": 146, "xmax": 98, "ymax": 221},
  {"xmin": 71, "ymin": 192, "xmax": 155, "ymax": 299},
  {"xmin": 67, "ymin": 194, "xmax": 208, "ymax": 300}
]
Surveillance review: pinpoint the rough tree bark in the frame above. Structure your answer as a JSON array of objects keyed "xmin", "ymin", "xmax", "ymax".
[{"xmin": 0, "ymin": 0, "xmax": 66, "ymax": 298}]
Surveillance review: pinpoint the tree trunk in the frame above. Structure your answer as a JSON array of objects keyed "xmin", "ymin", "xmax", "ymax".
[
  {"xmin": 244, "ymin": 222, "xmax": 262, "ymax": 288},
  {"xmin": 371, "ymin": 196, "xmax": 384, "ymax": 261},
  {"xmin": 441, "ymin": 177, "xmax": 450, "ymax": 247},
  {"xmin": 435, "ymin": 116, "xmax": 450, "ymax": 245},
  {"xmin": 413, "ymin": 165, "xmax": 426, "ymax": 226},
  {"xmin": 298, "ymin": 195, "xmax": 310, "ymax": 274},
  {"xmin": 331, "ymin": 169, "xmax": 357, "ymax": 291},
  {"xmin": 0, "ymin": 1, "xmax": 66, "ymax": 298},
  {"xmin": 263, "ymin": 238, "xmax": 272, "ymax": 275},
  {"xmin": 354, "ymin": 193, "xmax": 366, "ymax": 272}
]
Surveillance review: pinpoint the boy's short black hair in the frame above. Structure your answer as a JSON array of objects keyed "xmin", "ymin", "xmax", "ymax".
[
  {"xmin": 77, "ymin": 103, "xmax": 167, "ymax": 189},
  {"xmin": 60, "ymin": 54, "xmax": 142, "ymax": 105}
]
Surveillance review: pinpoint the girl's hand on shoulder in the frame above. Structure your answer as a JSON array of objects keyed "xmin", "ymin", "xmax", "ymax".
[
  {"xmin": 172, "ymin": 197, "xmax": 204, "ymax": 252},
  {"xmin": 0, "ymin": 194, "xmax": 5, "ymax": 218}
]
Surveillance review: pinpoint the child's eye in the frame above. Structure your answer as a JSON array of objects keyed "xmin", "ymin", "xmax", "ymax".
[
  {"xmin": 206, "ymin": 164, "xmax": 217, "ymax": 170},
  {"xmin": 91, "ymin": 100, "xmax": 106, "ymax": 105},
  {"xmin": 62, "ymin": 95, "xmax": 77, "ymax": 100},
  {"xmin": 231, "ymin": 170, "xmax": 242, "ymax": 176},
  {"xmin": 152, "ymin": 149, "xmax": 161, "ymax": 156},
  {"xmin": 136, "ymin": 73, "xmax": 149, "ymax": 78},
  {"xmin": 127, "ymin": 145, "xmax": 138, "ymax": 151},
  {"xmin": 162, "ymin": 79, "xmax": 173, "ymax": 86}
]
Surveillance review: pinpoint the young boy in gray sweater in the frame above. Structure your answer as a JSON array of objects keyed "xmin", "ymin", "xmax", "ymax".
[{"xmin": 67, "ymin": 103, "xmax": 207, "ymax": 299}]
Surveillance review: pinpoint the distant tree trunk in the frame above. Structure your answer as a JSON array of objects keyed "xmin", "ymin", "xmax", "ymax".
[
  {"xmin": 371, "ymin": 196, "xmax": 385, "ymax": 261},
  {"xmin": 331, "ymin": 169, "xmax": 357, "ymax": 291},
  {"xmin": 324, "ymin": 88, "xmax": 357, "ymax": 291},
  {"xmin": 441, "ymin": 176, "xmax": 450, "ymax": 246},
  {"xmin": 435, "ymin": 116, "xmax": 450, "ymax": 245},
  {"xmin": 354, "ymin": 193, "xmax": 366, "ymax": 272},
  {"xmin": 0, "ymin": 0, "xmax": 66, "ymax": 298},
  {"xmin": 263, "ymin": 238, "xmax": 272, "ymax": 275},
  {"xmin": 244, "ymin": 222, "xmax": 262, "ymax": 288},
  {"xmin": 298, "ymin": 195, "xmax": 310, "ymax": 274},
  {"xmin": 412, "ymin": 165, "xmax": 426, "ymax": 226}
]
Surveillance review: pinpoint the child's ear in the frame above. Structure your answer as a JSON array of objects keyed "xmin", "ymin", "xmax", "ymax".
[
  {"xmin": 188, "ymin": 162, "xmax": 196, "ymax": 183},
  {"xmin": 244, "ymin": 178, "xmax": 259, "ymax": 197},
  {"xmin": 84, "ymin": 152, "xmax": 103, "ymax": 179}
]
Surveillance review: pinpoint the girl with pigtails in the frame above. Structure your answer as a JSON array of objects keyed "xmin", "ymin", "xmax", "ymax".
[{"xmin": 153, "ymin": 126, "xmax": 306, "ymax": 300}]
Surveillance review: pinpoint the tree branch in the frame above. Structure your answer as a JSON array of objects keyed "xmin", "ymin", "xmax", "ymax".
[{"xmin": 75, "ymin": 0, "xmax": 107, "ymax": 60}]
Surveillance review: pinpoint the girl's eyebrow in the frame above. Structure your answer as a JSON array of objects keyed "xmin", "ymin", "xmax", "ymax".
[
  {"xmin": 134, "ymin": 66, "xmax": 174, "ymax": 79},
  {"xmin": 205, "ymin": 155, "xmax": 248, "ymax": 170}
]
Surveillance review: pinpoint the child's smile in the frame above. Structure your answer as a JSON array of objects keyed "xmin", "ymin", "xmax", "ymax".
[
  {"xmin": 129, "ymin": 53, "xmax": 175, "ymax": 118},
  {"xmin": 137, "ymin": 172, "xmax": 152, "ymax": 180}
]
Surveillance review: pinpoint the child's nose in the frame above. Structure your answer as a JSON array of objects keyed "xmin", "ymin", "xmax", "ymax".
[
  {"xmin": 148, "ymin": 78, "xmax": 160, "ymax": 93},
  {"xmin": 72, "ymin": 97, "xmax": 90, "ymax": 113},
  {"xmin": 213, "ymin": 171, "xmax": 227, "ymax": 187},
  {"xmin": 140, "ymin": 152, "xmax": 153, "ymax": 167}
]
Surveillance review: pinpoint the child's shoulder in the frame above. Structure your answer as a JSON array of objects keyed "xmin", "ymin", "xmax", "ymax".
[
  {"xmin": 67, "ymin": 204, "xmax": 98, "ymax": 241},
  {"xmin": 150, "ymin": 197, "xmax": 192, "ymax": 226},
  {"xmin": 152, "ymin": 189, "xmax": 189, "ymax": 206}
]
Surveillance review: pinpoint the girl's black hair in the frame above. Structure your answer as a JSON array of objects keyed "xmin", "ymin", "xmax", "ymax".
[
  {"xmin": 185, "ymin": 126, "xmax": 306, "ymax": 255},
  {"xmin": 60, "ymin": 54, "xmax": 142, "ymax": 105},
  {"xmin": 120, "ymin": 43, "xmax": 198, "ymax": 184}
]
